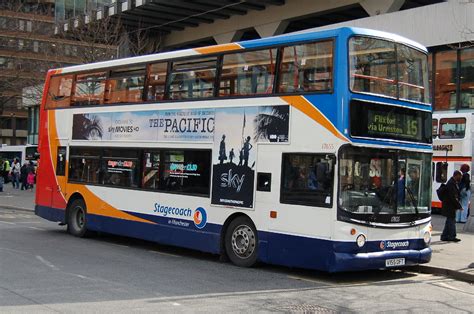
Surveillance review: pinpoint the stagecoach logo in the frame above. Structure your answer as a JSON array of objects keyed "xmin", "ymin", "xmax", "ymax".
[
  {"xmin": 153, "ymin": 203, "xmax": 207, "ymax": 229},
  {"xmin": 380, "ymin": 240, "xmax": 410, "ymax": 250},
  {"xmin": 193, "ymin": 207, "xmax": 207, "ymax": 229}
]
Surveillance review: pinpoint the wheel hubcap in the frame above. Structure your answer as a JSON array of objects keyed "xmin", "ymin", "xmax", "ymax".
[
  {"xmin": 75, "ymin": 207, "xmax": 85, "ymax": 229},
  {"xmin": 231, "ymin": 224, "xmax": 256, "ymax": 259}
]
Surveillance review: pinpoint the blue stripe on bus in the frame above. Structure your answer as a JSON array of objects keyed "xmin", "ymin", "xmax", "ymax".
[
  {"xmin": 350, "ymin": 138, "xmax": 432, "ymax": 150},
  {"xmin": 35, "ymin": 205, "xmax": 431, "ymax": 272}
]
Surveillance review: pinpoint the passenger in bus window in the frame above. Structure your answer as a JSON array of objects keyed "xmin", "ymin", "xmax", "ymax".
[
  {"xmin": 397, "ymin": 168, "xmax": 406, "ymax": 206},
  {"xmin": 407, "ymin": 167, "xmax": 420, "ymax": 202}
]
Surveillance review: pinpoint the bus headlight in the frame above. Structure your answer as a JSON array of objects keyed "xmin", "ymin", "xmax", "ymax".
[
  {"xmin": 356, "ymin": 234, "xmax": 366, "ymax": 248},
  {"xmin": 423, "ymin": 231, "xmax": 431, "ymax": 244}
]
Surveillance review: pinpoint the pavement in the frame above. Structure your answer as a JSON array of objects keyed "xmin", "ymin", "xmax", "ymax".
[{"xmin": 0, "ymin": 184, "xmax": 472, "ymax": 283}]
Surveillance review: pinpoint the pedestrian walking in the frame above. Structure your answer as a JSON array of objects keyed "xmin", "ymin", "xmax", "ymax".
[
  {"xmin": 440, "ymin": 170, "xmax": 463, "ymax": 242},
  {"xmin": 457, "ymin": 164, "xmax": 471, "ymax": 223},
  {"xmin": 11, "ymin": 158, "xmax": 21, "ymax": 189},
  {"xmin": 20, "ymin": 163, "xmax": 28, "ymax": 190},
  {"xmin": 27, "ymin": 170, "xmax": 35, "ymax": 191},
  {"xmin": 2, "ymin": 159, "xmax": 10, "ymax": 183}
]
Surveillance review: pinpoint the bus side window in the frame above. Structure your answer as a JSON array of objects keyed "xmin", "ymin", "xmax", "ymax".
[
  {"xmin": 435, "ymin": 162, "xmax": 448, "ymax": 183},
  {"xmin": 280, "ymin": 153, "xmax": 335, "ymax": 207},
  {"xmin": 56, "ymin": 147, "xmax": 67, "ymax": 176},
  {"xmin": 257, "ymin": 172, "xmax": 272, "ymax": 192}
]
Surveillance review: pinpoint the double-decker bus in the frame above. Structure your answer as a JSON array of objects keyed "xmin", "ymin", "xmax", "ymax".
[
  {"xmin": 35, "ymin": 27, "xmax": 432, "ymax": 272},
  {"xmin": 432, "ymin": 112, "xmax": 473, "ymax": 209},
  {"xmin": 0, "ymin": 144, "xmax": 38, "ymax": 165}
]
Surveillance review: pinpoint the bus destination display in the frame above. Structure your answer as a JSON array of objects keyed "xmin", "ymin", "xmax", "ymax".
[
  {"xmin": 367, "ymin": 111, "xmax": 420, "ymax": 140},
  {"xmin": 350, "ymin": 100, "xmax": 431, "ymax": 144}
]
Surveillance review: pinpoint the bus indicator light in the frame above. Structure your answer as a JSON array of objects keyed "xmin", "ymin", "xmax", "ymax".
[
  {"xmin": 350, "ymin": 228, "xmax": 356, "ymax": 235},
  {"xmin": 270, "ymin": 211, "xmax": 277, "ymax": 219}
]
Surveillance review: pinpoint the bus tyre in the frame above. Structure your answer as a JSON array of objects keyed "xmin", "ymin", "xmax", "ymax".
[
  {"xmin": 67, "ymin": 199, "xmax": 89, "ymax": 237},
  {"xmin": 225, "ymin": 216, "xmax": 258, "ymax": 267}
]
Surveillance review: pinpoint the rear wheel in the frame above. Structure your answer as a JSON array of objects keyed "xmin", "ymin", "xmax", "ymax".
[
  {"xmin": 225, "ymin": 216, "xmax": 258, "ymax": 267},
  {"xmin": 67, "ymin": 199, "xmax": 89, "ymax": 237}
]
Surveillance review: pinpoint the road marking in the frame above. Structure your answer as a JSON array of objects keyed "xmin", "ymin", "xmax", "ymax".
[
  {"xmin": 109, "ymin": 243, "xmax": 130, "ymax": 248},
  {"xmin": 0, "ymin": 221, "xmax": 16, "ymax": 225},
  {"xmin": 172, "ymin": 303, "xmax": 181, "ymax": 306},
  {"xmin": 148, "ymin": 250, "xmax": 180, "ymax": 258},
  {"xmin": 36, "ymin": 255, "xmax": 59, "ymax": 271},
  {"xmin": 287, "ymin": 275, "xmax": 336, "ymax": 286},
  {"xmin": 28, "ymin": 226, "xmax": 46, "ymax": 231},
  {"xmin": 433, "ymin": 282, "xmax": 474, "ymax": 295}
]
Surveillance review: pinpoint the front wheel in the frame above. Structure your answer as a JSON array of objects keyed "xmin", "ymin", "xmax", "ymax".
[
  {"xmin": 67, "ymin": 199, "xmax": 89, "ymax": 237},
  {"xmin": 225, "ymin": 216, "xmax": 258, "ymax": 267}
]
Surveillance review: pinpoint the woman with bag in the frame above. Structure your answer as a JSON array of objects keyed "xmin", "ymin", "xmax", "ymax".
[{"xmin": 457, "ymin": 164, "xmax": 471, "ymax": 223}]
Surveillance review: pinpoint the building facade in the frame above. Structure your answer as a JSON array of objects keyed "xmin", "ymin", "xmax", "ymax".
[
  {"xmin": 59, "ymin": 0, "xmax": 472, "ymax": 114},
  {"xmin": 0, "ymin": 0, "xmax": 117, "ymax": 145}
]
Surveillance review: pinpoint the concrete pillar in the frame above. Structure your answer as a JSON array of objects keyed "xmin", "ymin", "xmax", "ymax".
[
  {"xmin": 213, "ymin": 31, "xmax": 244, "ymax": 45},
  {"xmin": 254, "ymin": 20, "xmax": 289, "ymax": 38},
  {"xmin": 360, "ymin": 0, "xmax": 405, "ymax": 16}
]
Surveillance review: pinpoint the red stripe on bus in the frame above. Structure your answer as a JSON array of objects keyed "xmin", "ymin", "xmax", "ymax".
[
  {"xmin": 432, "ymin": 157, "xmax": 472, "ymax": 162},
  {"xmin": 431, "ymin": 201, "xmax": 442, "ymax": 208}
]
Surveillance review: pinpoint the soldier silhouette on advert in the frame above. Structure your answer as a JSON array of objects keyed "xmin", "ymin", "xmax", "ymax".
[
  {"xmin": 219, "ymin": 135, "xmax": 227, "ymax": 164},
  {"xmin": 243, "ymin": 136, "xmax": 253, "ymax": 167}
]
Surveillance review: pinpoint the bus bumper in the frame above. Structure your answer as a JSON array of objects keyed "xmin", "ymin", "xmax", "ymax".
[
  {"xmin": 330, "ymin": 247, "xmax": 432, "ymax": 272},
  {"xmin": 35, "ymin": 205, "xmax": 66, "ymax": 224}
]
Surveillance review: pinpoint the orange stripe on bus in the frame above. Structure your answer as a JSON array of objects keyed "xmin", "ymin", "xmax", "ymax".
[
  {"xmin": 281, "ymin": 95, "xmax": 348, "ymax": 142},
  {"xmin": 432, "ymin": 156, "xmax": 472, "ymax": 162},
  {"xmin": 194, "ymin": 43, "xmax": 242, "ymax": 54},
  {"xmin": 67, "ymin": 184, "xmax": 155, "ymax": 224}
]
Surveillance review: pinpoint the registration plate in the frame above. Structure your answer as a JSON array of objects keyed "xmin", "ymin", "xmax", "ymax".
[{"xmin": 385, "ymin": 258, "xmax": 405, "ymax": 267}]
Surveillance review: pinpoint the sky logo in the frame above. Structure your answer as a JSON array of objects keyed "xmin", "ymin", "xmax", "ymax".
[{"xmin": 193, "ymin": 207, "xmax": 207, "ymax": 229}]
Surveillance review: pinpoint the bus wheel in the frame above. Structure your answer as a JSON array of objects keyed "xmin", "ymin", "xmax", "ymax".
[
  {"xmin": 67, "ymin": 199, "xmax": 89, "ymax": 237},
  {"xmin": 225, "ymin": 216, "xmax": 258, "ymax": 267}
]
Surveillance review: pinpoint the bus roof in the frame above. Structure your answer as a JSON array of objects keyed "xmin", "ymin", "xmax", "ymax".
[{"xmin": 50, "ymin": 27, "xmax": 427, "ymax": 76}]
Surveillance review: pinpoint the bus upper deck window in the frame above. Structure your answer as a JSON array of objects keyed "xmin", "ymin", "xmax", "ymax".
[
  {"xmin": 147, "ymin": 62, "xmax": 168, "ymax": 101},
  {"xmin": 278, "ymin": 41, "xmax": 333, "ymax": 93},
  {"xmin": 72, "ymin": 72, "xmax": 107, "ymax": 106},
  {"xmin": 46, "ymin": 74, "xmax": 74, "ymax": 109},
  {"xmin": 349, "ymin": 37, "xmax": 397, "ymax": 98},
  {"xmin": 432, "ymin": 119, "xmax": 438, "ymax": 137},
  {"xmin": 168, "ymin": 57, "xmax": 217, "ymax": 100},
  {"xmin": 105, "ymin": 66, "xmax": 146, "ymax": 104},
  {"xmin": 439, "ymin": 118, "xmax": 466, "ymax": 138},
  {"xmin": 220, "ymin": 49, "xmax": 277, "ymax": 97}
]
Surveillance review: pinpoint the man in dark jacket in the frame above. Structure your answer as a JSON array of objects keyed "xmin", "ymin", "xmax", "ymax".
[{"xmin": 441, "ymin": 170, "xmax": 463, "ymax": 242}]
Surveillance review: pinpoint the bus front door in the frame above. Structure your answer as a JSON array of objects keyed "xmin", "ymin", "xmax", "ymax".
[{"xmin": 51, "ymin": 146, "xmax": 68, "ymax": 210}]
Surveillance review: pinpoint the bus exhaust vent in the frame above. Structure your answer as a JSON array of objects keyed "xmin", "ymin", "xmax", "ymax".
[{"xmin": 279, "ymin": 304, "xmax": 335, "ymax": 313}]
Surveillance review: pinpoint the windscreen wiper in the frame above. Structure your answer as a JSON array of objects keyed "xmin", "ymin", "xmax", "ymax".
[{"xmin": 405, "ymin": 186, "xmax": 419, "ymax": 215}]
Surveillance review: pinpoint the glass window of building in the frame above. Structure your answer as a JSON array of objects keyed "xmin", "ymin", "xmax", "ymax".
[
  {"xmin": 460, "ymin": 47, "xmax": 474, "ymax": 109},
  {"xmin": 434, "ymin": 50, "xmax": 457, "ymax": 110},
  {"xmin": 278, "ymin": 41, "xmax": 333, "ymax": 93}
]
